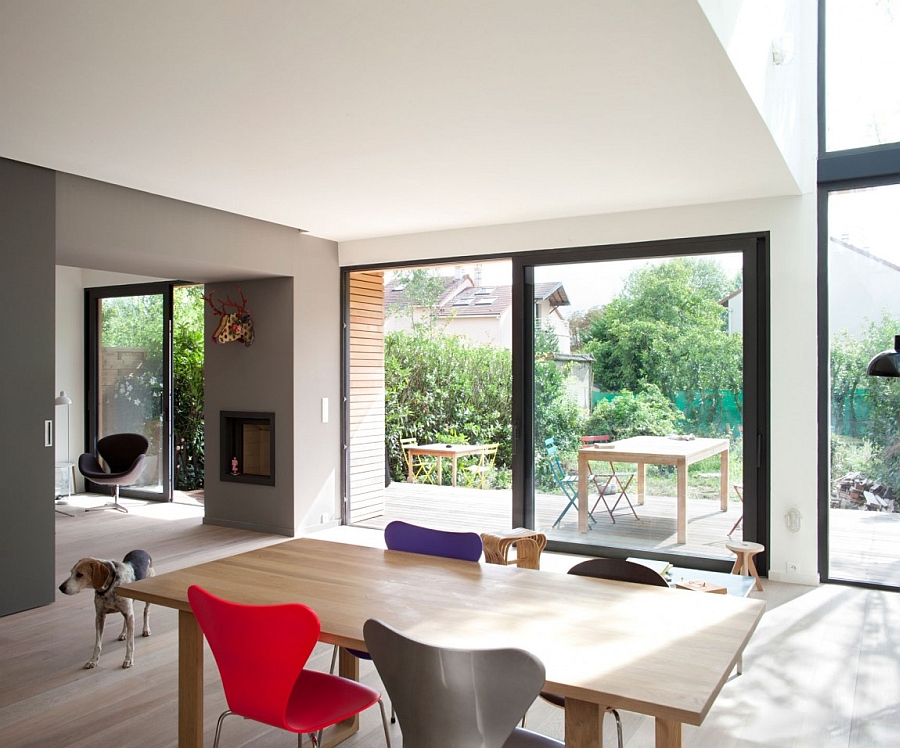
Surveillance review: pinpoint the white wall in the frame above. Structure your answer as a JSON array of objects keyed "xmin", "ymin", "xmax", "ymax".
[{"xmin": 340, "ymin": 193, "xmax": 820, "ymax": 585}]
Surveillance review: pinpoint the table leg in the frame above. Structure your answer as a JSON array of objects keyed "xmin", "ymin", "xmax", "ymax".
[
  {"xmin": 451, "ymin": 456, "xmax": 458, "ymax": 487},
  {"xmin": 676, "ymin": 462, "xmax": 687, "ymax": 544},
  {"xmin": 436, "ymin": 456, "xmax": 443, "ymax": 485},
  {"xmin": 178, "ymin": 610, "xmax": 204, "ymax": 748},
  {"xmin": 578, "ymin": 454, "xmax": 589, "ymax": 533},
  {"xmin": 637, "ymin": 462, "xmax": 646, "ymax": 505},
  {"xmin": 564, "ymin": 698, "xmax": 604, "ymax": 747},
  {"xmin": 655, "ymin": 717, "xmax": 683, "ymax": 748},
  {"xmin": 720, "ymin": 446, "xmax": 729, "ymax": 511}
]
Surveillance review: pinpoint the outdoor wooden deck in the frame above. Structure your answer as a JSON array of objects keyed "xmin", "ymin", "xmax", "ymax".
[{"xmin": 355, "ymin": 481, "xmax": 747, "ymax": 563}]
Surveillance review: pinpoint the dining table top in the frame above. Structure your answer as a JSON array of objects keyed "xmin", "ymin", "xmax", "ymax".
[
  {"xmin": 120, "ymin": 536, "xmax": 765, "ymax": 730},
  {"xmin": 578, "ymin": 435, "xmax": 730, "ymax": 464}
]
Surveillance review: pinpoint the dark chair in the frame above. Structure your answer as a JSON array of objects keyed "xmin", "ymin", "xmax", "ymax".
[
  {"xmin": 78, "ymin": 433, "xmax": 148, "ymax": 513},
  {"xmin": 545, "ymin": 437, "xmax": 595, "ymax": 528},
  {"xmin": 330, "ymin": 520, "xmax": 484, "ymax": 721},
  {"xmin": 364, "ymin": 618, "xmax": 563, "ymax": 748},
  {"xmin": 188, "ymin": 585, "xmax": 391, "ymax": 748},
  {"xmin": 535, "ymin": 558, "xmax": 670, "ymax": 748}
]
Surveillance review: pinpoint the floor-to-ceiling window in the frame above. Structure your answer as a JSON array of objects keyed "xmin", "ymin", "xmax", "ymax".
[
  {"xmin": 512, "ymin": 236, "xmax": 769, "ymax": 571},
  {"xmin": 819, "ymin": 0, "xmax": 900, "ymax": 588}
]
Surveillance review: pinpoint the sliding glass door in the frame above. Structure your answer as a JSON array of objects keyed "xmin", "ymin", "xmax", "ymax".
[
  {"xmin": 513, "ymin": 235, "xmax": 769, "ymax": 570},
  {"xmin": 86, "ymin": 283, "xmax": 173, "ymax": 500}
]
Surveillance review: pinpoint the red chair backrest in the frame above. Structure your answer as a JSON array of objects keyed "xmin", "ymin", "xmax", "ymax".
[{"xmin": 187, "ymin": 585, "xmax": 320, "ymax": 729}]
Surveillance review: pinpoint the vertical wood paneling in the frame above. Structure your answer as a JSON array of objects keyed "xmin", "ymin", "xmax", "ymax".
[{"xmin": 348, "ymin": 271, "xmax": 386, "ymax": 523}]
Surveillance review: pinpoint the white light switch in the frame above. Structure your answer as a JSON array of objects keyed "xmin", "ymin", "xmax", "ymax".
[{"xmin": 321, "ymin": 397, "xmax": 329, "ymax": 423}]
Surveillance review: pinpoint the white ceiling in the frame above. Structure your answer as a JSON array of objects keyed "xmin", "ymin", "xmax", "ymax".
[{"xmin": 0, "ymin": 1, "xmax": 798, "ymax": 243}]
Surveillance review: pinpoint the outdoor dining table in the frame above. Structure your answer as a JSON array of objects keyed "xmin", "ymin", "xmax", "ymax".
[
  {"xmin": 578, "ymin": 436, "xmax": 731, "ymax": 543},
  {"xmin": 405, "ymin": 442, "xmax": 492, "ymax": 486},
  {"xmin": 119, "ymin": 536, "xmax": 764, "ymax": 748}
]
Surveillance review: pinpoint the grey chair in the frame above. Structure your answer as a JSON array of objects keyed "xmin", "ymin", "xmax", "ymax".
[
  {"xmin": 364, "ymin": 618, "xmax": 563, "ymax": 748},
  {"xmin": 536, "ymin": 558, "xmax": 671, "ymax": 748},
  {"xmin": 78, "ymin": 433, "xmax": 148, "ymax": 513}
]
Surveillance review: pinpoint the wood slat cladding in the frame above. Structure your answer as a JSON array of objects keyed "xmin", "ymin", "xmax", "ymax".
[{"xmin": 348, "ymin": 271, "xmax": 386, "ymax": 523}]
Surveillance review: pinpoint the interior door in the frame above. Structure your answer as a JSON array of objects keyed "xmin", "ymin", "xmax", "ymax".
[{"xmin": 86, "ymin": 282, "xmax": 173, "ymax": 501}]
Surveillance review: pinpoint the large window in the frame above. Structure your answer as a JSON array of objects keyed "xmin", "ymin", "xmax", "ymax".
[{"xmin": 820, "ymin": 1, "xmax": 900, "ymax": 589}]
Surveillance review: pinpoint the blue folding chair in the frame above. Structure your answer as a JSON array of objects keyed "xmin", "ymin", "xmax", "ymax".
[
  {"xmin": 545, "ymin": 437, "xmax": 596, "ymax": 529},
  {"xmin": 330, "ymin": 520, "xmax": 484, "ymax": 721}
]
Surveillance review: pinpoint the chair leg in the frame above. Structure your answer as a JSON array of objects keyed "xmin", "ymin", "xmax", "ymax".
[
  {"xmin": 607, "ymin": 707, "xmax": 624, "ymax": 748},
  {"xmin": 378, "ymin": 698, "xmax": 392, "ymax": 747},
  {"xmin": 213, "ymin": 710, "xmax": 234, "ymax": 748}
]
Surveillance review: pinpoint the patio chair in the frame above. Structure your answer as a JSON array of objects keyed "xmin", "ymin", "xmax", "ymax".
[
  {"xmin": 364, "ymin": 618, "xmax": 563, "ymax": 748},
  {"xmin": 533, "ymin": 558, "xmax": 670, "ymax": 748},
  {"xmin": 187, "ymin": 585, "xmax": 391, "ymax": 748},
  {"xmin": 400, "ymin": 436, "xmax": 435, "ymax": 483},
  {"xmin": 579, "ymin": 436, "xmax": 639, "ymax": 524},
  {"xmin": 545, "ymin": 437, "xmax": 595, "ymax": 528},
  {"xmin": 462, "ymin": 443, "xmax": 499, "ymax": 489}
]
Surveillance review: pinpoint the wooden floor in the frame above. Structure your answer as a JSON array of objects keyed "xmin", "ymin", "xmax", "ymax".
[{"xmin": 2, "ymin": 497, "xmax": 899, "ymax": 747}]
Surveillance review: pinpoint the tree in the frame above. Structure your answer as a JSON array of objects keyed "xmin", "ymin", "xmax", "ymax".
[
  {"xmin": 582, "ymin": 258, "xmax": 742, "ymax": 436},
  {"xmin": 385, "ymin": 268, "xmax": 448, "ymax": 329}
]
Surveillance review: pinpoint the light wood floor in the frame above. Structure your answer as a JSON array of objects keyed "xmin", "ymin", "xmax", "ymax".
[{"xmin": 2, "ymin": 497, "xmax": 898, "ymax": 747}]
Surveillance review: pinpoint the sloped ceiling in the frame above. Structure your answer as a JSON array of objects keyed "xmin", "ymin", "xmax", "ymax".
[{"xmin": 0, "ymin": 1, "xmax": 798, "ymax": 244}]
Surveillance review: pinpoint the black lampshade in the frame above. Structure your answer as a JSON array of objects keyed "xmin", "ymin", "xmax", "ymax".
[{"xmin": 866, "ymin": 335, "xmax": 900, "ymax": 377}]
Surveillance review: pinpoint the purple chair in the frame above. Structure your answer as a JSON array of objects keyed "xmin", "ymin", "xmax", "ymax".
[{"xmin": 330, "ymin": 521, "xmax": 483, "ymax": 720}]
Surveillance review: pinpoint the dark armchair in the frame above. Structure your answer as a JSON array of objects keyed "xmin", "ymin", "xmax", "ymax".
[{"xmin": 78, "ymin": 433, "xmax": 148, "ymax": 513}]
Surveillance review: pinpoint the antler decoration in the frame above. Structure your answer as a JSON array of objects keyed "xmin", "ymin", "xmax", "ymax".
[{"xmin": 203, "ymin": 287, "xmax": 255, "ymax": 347}]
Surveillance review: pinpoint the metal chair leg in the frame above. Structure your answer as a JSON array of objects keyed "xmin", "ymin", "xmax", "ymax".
[{"xmin": 213, "ymin": 710, "xmax": 234, "ymax": 748}]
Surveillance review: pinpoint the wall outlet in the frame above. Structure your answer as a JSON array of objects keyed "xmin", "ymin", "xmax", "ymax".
[{"xmin": 786, "ymin": 561, "xmax": 799, "ymax": 573}]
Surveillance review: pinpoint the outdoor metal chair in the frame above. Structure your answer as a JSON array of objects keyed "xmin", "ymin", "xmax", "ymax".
[
  {"xmin": 545, "ymin": 437, "xmax": 595, "ymax": 528},
  {"xmin": 400, "ymin": 436, "xmax": 436, "ymax": 483},
  {"xmin": 364, "ymin": 618, "xmax": 563, "ymax": 748},
  {"xmin": 462, "ymin": 443, "xmax": 499, "ymax": 489},
  {"xmin": 579, "ymin": 436, "xmax": 639, "ymax": 524}
]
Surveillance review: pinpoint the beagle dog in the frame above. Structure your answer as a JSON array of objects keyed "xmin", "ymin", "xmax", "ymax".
[{"xmin": 59, "ymin": 549, "xmax": 154, "ymax": 669}]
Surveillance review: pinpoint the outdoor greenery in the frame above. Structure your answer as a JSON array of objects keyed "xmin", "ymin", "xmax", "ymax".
[
  {"xmin": 173, "ymin": 286, "xmax": 205, "ymax": 490},
  {"xmin": 831, "ymin": 315, "xmax": 900, "ymax": 491},
  {"xmin": 579, "ymin": 258, "xmax": 742, "ymax": 438},
  {"xmin": 100, "ymin": 287, "xmax": 205, "ymax": 490}
]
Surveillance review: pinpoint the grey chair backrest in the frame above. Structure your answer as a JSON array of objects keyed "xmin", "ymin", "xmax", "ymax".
[{"xmin": 363, "ymin": 618, "xmax": 546, "ymax": 748}]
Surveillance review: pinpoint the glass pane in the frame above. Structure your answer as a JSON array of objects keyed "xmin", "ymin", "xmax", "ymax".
[
  {"xmin": 825, "ymin": 0, "xmax": 900, "ymax": 151},
  {"xmin": 98, "ymin": 294, "xmax": 165, "ymax": 494},
  {"xmin": 828, "ymin": 183, "xmax": 900, "ymax": 586},
  {"xmin": 534, "ymin": 254, "xmax": 744, "ymax": 562}
]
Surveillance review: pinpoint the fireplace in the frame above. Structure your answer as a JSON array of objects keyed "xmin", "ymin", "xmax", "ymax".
[{"xmin": 220, "ymin": 411, "xmax": 275, "ymax": 485}]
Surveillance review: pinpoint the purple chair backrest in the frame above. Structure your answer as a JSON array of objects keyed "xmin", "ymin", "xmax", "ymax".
[{"xmin": 384, "ymin": 520, "xmax": 483, "ymax": 561}]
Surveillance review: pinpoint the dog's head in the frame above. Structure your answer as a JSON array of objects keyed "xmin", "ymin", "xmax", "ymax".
[{"xmin": 59, "ymin": 558, "xmax": 112, "ymax": 595}]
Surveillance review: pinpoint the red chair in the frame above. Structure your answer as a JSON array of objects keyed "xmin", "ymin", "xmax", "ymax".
[{"xmin": 187, "ymin": 585, "xmax": 391, "ymax": 748}]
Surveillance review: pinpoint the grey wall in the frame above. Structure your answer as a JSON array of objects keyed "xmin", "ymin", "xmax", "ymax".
[
  {"xmin": 204, "ymin": 277, "xmax": 295, "ymax": 534},
  {"xmin": 0, "ymin": 158, "xmax": 56, "ymax": 616}
]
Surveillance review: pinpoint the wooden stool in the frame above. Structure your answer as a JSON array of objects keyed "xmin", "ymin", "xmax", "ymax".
[
  {"xmin": 481, "ymin": 528, "xmax": 547, "ymax": 570},
  {"xmin": 725, "ymin": 540, "xmax": 764, "ymax": 591}
]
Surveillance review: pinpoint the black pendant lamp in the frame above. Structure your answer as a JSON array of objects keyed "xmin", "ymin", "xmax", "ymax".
[{"xmin": 867, "ymin": 335, "xmax": 900, "ymax": 377}]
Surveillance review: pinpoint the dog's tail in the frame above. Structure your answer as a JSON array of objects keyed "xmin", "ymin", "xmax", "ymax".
[{"xmin": 123, "ymin": 550, "xmax": 153, "ymax": 582}]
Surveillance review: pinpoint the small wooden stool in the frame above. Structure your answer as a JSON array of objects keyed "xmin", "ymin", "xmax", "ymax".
[
  {"xmin": 725, "ymin": 540, "xmax": 764, "ymax": 591},
  {"xmin": 481, "ymin": 528, "xmax": 547, "ymax": 570}
]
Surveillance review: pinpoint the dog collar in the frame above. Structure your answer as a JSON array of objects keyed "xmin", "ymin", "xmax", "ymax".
[{"xmin": 95, "ymin": 561, "xmax": 118, "ymax": 596}]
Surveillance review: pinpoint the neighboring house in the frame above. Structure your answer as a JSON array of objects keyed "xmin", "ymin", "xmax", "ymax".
[
  {"xmin": 720, "ymin": 288, "xmax": 743, "ymax": 335},
  {"xmin": 385, "ymin": 274, "xmax": 593, "ymax": 410},
  {"xmin": 828, "ymin": 235, "xmax": 900, "ymax": 338},
  {"xmin": 384, "ymin": 274, "xmax": 572, "ymax": 352}
]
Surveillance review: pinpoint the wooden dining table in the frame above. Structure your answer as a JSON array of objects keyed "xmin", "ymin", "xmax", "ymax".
[
  {"xmin": 119, "ymin": 536, "xmax": 764, "ymax": 748},
  {"xmin": 405, "ymin": 442, "xmax": 492, "ymax": 486},
  {"xmin": 578, "ymin": 436, "xmax": 731, "ymax": 543}
]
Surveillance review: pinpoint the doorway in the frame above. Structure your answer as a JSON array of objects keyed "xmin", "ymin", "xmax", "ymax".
[{"xmin": 85, "ymin": 282, "xmax": 205, "ymax": 502}]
